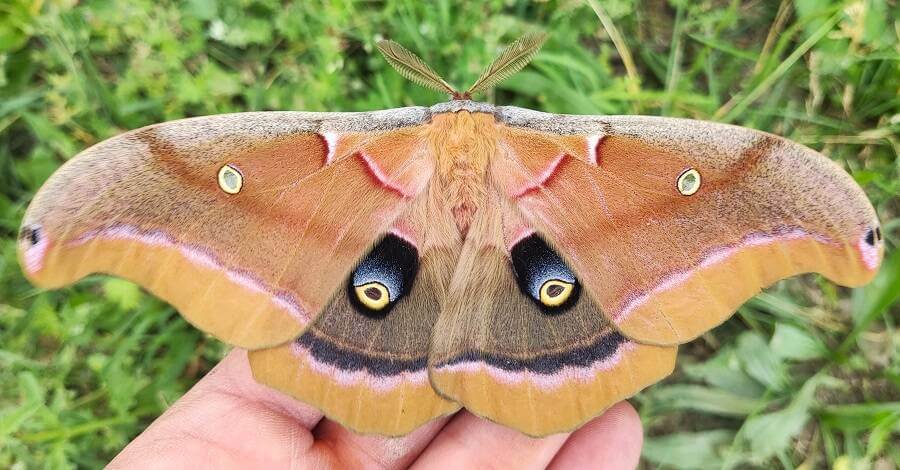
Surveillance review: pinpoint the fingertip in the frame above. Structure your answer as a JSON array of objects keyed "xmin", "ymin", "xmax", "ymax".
[
  {"xmin": 548, "ymin": 401, "xmax": 643, "ymax": 470},
  {"xmin": 412, "ymin": 411, "xmax": 570, "ymax": 469},
  {"xmin": 610, "ymin": 400, "xmax": 644, "ymax": 450}
]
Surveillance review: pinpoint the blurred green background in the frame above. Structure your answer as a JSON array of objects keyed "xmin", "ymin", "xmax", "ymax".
[{"xmin": 1, "ymin": 0, "xmax": 897, "ymax": 468}]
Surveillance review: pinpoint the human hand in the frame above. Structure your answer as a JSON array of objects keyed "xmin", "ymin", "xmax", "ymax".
[{"xmin": 109, "ymin": 349, "xmax": 643, "ymax": 469}]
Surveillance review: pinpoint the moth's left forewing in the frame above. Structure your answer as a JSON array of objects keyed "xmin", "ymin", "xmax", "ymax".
[{"xmin": 495, "ymin": 109, "xmax": 883, "ymax": 346}]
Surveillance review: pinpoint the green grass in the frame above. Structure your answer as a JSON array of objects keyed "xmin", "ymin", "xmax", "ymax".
[{"xmin": 1, "ymin": 0, "xmax": 897, "ymax": 468}]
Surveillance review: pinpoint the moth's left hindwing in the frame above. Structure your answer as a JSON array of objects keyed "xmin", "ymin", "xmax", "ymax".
[
  {"xmin": 18, "ymin": 110, "xmax": 433, "ymax": 348},
  {"xmin": 250, "ymin": 225, "xmax": 462, "ymax": 436}
]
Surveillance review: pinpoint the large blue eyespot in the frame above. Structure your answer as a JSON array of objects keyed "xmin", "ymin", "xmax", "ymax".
[
  {"xmin": 348, "ymin": 234, "xmax": 419, "ymax": 317},
  {"xmin": 510, "ymin": 234, "xmax": 580, "ymax": 313}
]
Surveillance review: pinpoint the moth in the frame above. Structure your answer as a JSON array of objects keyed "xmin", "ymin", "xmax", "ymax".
[{"xmin": 18, "ymin": 34, "xmax": 883, "ymax": 437}]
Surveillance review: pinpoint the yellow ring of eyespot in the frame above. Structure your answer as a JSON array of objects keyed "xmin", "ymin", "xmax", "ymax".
[
  {"xmin": 676, "ymin": 168, "xmax": 701, "ymax": 196},
  {"xmin": 354, "ymin": 282, "xmax": 391, "ymax": 310},
  {"xmin": 218, "ymin": 164, "xmax": 243, "ymax": 194},
  {"xmin": 539, "ymin": 279, "xmax": 575, "ymax": 307}
]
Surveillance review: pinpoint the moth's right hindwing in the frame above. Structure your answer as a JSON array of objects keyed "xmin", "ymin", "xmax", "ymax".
[{"xmin": 427, "ymin": 199, "xmax": 676, "ymax": 436}]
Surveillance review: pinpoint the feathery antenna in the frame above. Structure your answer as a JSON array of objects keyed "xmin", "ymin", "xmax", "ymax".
[
  {"xmin": 377, "ymin": 33, "xmax": 547, "ymax": 100},
  {"xmin": 376, "ymin": 40, "xmax": 459, "ymax": 96},
  {"xmin": 465, "ymin": 32, "xmax": 547, "ymax": 96}
]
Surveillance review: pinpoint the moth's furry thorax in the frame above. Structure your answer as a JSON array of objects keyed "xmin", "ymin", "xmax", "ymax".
[{"xmin": 427, "ymin": 111, "xmax": 498, "ymax": 236}]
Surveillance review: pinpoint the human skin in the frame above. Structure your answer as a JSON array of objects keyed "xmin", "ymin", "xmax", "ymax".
[{"xmin": 109, "ymin": 349, "xmax": 644, "ymax": 469}]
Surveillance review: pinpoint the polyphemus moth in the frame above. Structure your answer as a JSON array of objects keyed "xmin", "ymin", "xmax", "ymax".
[{"xmin": 18, "ymin": 33, "xmax": 883, "ymax": 437}]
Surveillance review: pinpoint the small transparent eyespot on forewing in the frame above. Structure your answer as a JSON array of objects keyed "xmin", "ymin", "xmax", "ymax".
[
  {"xmin": 218, "ymin": 164, "xmax": 243, "ymax": 194},
  {"xmin": 677, "ymin": 168, "xmax": 701, "ymax": 196}
]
